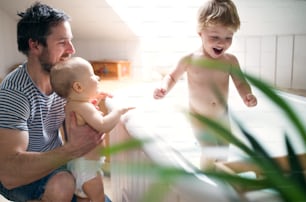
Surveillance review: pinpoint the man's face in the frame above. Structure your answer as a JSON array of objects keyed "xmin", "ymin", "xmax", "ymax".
[{"xmin": 39, "ymin": 21, "xmax": 75, "ymax": 72}]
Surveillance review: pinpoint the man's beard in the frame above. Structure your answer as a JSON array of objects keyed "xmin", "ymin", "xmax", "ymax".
[
  {"xmin": 41, "ymin": 63, "xmax": 53, "ymax": 73},
  {"xmin": 39, "ymin": 48, "xmax": 71, "ymax": 73},
  {"xmin": 39, "ymin": 48, "xmax": 54, "ymax": 73}
]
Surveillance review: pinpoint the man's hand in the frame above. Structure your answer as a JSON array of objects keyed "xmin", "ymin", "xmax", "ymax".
[{"xmin": 64, "ymin": 112, "xmax": 105, "ymax": 158}]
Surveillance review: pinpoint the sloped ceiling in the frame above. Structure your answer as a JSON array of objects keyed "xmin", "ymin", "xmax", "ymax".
[
  {"xmin": 1, "ymin": 0, "xmax": 305, "ymax": 40},
  {"xmin": 0, "ymin": 0, "xmax": 137, "ymax": 40}
]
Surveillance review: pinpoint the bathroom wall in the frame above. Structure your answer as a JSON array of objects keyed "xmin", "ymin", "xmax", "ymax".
[
  {"xmin": 230, "ymin": 34, "xmax": 306, "ymax": 89},
  {"xmin": 0, "ymin": 0, "xmax": 306, "ymax": 90},
  {"xmin": 74, "ymin": 1, "xmax": 306, "ymax": 89},
  {"xmin": 0, "ymin": 9, "xmax": 25, "ymax": 78}
]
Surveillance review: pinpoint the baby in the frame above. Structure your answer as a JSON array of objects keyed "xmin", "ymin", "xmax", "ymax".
[
  {"xmin": 153, "ymin": 0, "xmax": 257, "ymax": 169},
  {"xmin": 51, "ymin": 56, "xmax": 134, "ymax": 202}
]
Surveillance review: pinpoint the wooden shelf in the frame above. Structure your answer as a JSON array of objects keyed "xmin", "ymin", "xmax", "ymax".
[{"xmin": 91, "ymin": 60, "xmax": 131, "ymax": 80}]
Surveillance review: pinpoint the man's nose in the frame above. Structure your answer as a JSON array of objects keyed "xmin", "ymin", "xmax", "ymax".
[{"xmin": 66, "ymin": 41, "xmax": 76, "ymax": 55}]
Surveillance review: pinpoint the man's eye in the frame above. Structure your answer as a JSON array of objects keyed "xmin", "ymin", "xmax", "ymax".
[{"xmin": 59, "ymin": 41, "xmax": 67, "ymax": 45}]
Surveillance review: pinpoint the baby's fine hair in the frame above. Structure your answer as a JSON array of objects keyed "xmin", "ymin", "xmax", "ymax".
[
  {"xmin": 51, "ymin": 57, "xmax": 88, "ymax": 98},
  {"xmin": 197, "ymin": 0, "xmax": 240, "ymax": 32}
]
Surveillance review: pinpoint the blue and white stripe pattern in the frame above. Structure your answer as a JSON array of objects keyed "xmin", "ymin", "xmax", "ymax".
[{"xmin": 0, "ymin": 63, "xmax": 66, "ymax": 152}]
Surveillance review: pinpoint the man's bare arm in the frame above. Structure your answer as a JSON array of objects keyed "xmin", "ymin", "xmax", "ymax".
[{"xmin": 0, "ymin": 112, "xmax": 104, "ymax": 189}]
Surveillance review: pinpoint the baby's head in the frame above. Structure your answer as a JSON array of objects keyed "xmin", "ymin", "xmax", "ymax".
[
  {"xmin": 51, "ymin": 57, "xmax": 95, "ymax": 98},
  {"xmin": 197, "ymin": 0, "xmax": 240, "ymax": 33}
]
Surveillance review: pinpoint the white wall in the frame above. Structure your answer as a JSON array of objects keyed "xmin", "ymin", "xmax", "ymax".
[
  {"xmin": 73, "ymin": 36, "xmax": 200, "ymax": 80},
  {"xmin": 231, "ymin": 0, "xmax": 306, "ymax": 89},
  {"xmin": 75, "ymin": 0, "xmax": 306, "ymax": 89},
  {"xmin": 73, "ymin": 39, "xmax": 143, "ymax": 78},
  {"xmin": 229, "ymin": 34, "xmax": 306, "ymax": 89},
  {"xmin": 1, "ymin": 1, "xmax": 306, "ymax": 90},
  {"xmin": 236, "ymin": 0, "xmax": 306, "ymax": 36},
  {"xmin": 0, "ymin": 9, "xmax": 25, "ymax": 79}
]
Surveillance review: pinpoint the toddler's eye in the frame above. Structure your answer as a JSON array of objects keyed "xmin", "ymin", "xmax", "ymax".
[{"xmin": 211, "ymin": 36, "xmax": 219, "ymax": 40}]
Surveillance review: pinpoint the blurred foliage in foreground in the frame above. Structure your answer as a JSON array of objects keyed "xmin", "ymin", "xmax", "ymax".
[
  {"xmin": 101, "ymin": 58, "xmax": 306, "ymax": 202},
  {"xmin": 190, "ymin": 58, "xmax": 306, "ymax": 202}
]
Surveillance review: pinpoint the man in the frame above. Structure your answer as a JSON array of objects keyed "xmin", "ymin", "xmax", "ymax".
[{"xmin": 0, "ymin": 2, "xmax": 109, "ymax": 201}]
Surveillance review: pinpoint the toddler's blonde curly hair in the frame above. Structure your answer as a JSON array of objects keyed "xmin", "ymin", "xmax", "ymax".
[{"xmin": 197, "ymin": 0, "xmax": 240, "ymax": 32}]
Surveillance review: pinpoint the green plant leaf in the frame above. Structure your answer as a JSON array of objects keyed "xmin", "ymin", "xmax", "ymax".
[
  {"xmin": 186, "ymin": 58, "xmax": 306, "ymax": 201},
  {"xmin": 244, "ymin": 73, "xmax": 306, "ymax": 144},
  {"xmin": 203, "ymin": 170, "xmax": 270, "ymax": 191},
  {"xmin": 285, "ymin": 134, "xmax": 306, "ymax": 189},
  {"xmin": 238, "ymin": 125, "xmax": 303, "ymax": 201},
  {"xmin": 190, "ymin": 113, "xmax": 252, "ymax": 155},
  {"xmin": 100, "ymin": 138, "xmax": 151, "ymax": 156}
]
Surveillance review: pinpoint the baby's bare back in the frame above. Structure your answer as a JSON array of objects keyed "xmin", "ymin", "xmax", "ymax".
[{"xmin": 65, "ymin": 102, "xmax": 103, "ymax": 160}]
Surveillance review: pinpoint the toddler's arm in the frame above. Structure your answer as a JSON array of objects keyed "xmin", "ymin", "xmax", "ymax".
[
  {"xmin": 153, "ymin": 55, "xmax": 189, "ymax": 99},
  {"xmin": 153, "ymin": 75, "xmax": 174, "ymax": 99},
  {"xmin": 229, "ymin": 54, "xmax": 257, "ymax": 108}
]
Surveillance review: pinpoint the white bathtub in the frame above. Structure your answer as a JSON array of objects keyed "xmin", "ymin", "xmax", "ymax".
[
  {"xmin": 106, "ymin": 80, "xmax": 306, "ymax": 202},
  {"xmin": 228, "ymin": 85, "xmax": 306, "ymax": 160}
]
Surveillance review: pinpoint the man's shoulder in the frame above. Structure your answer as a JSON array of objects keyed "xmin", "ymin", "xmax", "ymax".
[{"xmin": 1, "ymin": 65, "xmax": 31, "ymax": 92}]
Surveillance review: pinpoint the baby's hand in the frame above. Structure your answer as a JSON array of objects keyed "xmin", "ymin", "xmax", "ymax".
[
  {"xmin": 153, "ymin": 87, "xmax": 167, "ymax": 99},
  {"xmin": 244, "ymin": 94, "xmax": 257, "ymax": 107},
  {"xmin": 97, "ymin": 91, "xmax": 113, "ymax": 100},
  {"xmin": 119, "ymin": 106, "xmax": 135, "ymax": 115}
]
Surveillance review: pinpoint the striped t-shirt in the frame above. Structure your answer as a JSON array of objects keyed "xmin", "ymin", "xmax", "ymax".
[{"xmin": 0, "ymin": 63, "xmax": 66, "ymax": 152}]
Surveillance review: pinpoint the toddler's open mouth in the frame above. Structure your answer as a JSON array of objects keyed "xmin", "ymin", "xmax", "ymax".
[{"xmin": 213, "ymin": 47, "xmax": 223, "ymax": 55}]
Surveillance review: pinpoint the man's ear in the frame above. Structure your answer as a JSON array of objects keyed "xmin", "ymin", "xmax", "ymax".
[
  {"xmin": 29, "ymin": 39, "xmax": 41, "ymax": 54},
  {"xmin": 72, "ymin": 81, "xmax": 83, "ymax": 93}
]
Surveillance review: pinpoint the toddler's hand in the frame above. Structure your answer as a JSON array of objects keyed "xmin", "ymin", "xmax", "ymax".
[
  {"xmin": 153, "ymin": 88, "xmax": 167, "ymax": 99},
  {"xmin": 244, "ymin": 94, "xmax": 257, "ymax": 107}
]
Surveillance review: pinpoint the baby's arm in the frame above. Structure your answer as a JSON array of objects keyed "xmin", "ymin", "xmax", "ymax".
[
  {"xmin": 77, "ymin": 103, "xmax": 134, "ymax": 134},
  {"xmin": 153, "ymin": 56, "xmax": 189, "ymax": 99},
  {"xmin": 97, "ymin": 106, "xmax": 134, "ymax": 133}
]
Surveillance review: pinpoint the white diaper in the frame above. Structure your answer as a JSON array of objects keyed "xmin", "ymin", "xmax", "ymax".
[{"xmin": 67, "ymin": 157, "xmax": 105, "ymax": 198}]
